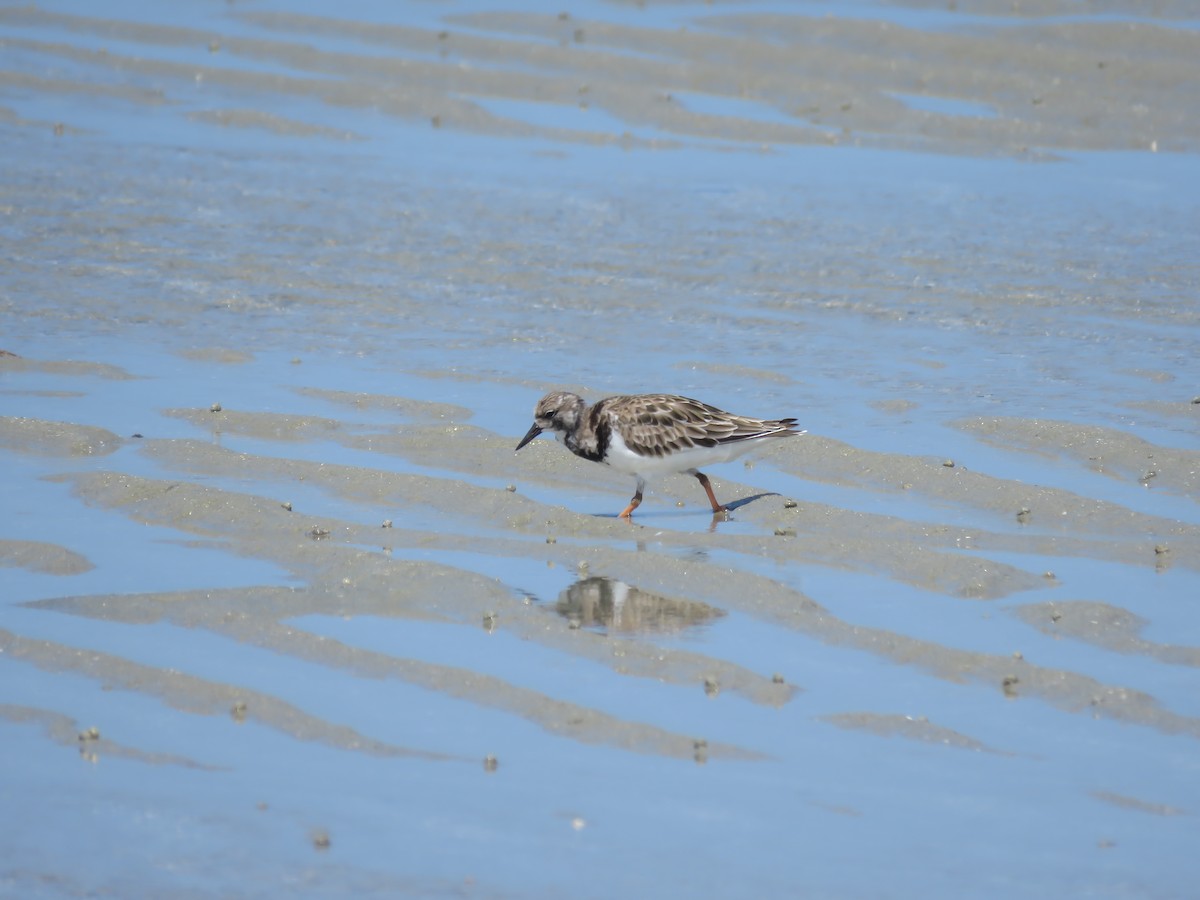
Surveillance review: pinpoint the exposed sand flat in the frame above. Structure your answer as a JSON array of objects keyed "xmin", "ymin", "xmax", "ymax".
[{"xmin": 1, "ymin": 1, "xmax": 1197, "ymax": 896}]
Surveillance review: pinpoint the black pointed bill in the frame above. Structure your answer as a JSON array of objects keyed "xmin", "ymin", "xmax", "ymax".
[{"xmin": 515, "ymin": 423, "xmax": 542, "ymax": 451}]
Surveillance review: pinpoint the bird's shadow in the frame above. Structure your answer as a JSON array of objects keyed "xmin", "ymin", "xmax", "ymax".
[
  {"xmin": 723, "ymin": 492, "xmax": 776, "ymax": 512},
  {"xmin": 592, "ymin": 492, "xmax": 777, "ymax": 521}
]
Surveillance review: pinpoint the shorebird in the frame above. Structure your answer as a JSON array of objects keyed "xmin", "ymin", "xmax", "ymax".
[{"xmin": 515, "ymin": 391, "xmax": 802, "ymax": 517}]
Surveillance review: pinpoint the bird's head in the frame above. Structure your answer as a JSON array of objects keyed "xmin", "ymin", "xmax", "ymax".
[{"xmin": 515, "ymin": 391, "xmax": 585, "ymax": 451}]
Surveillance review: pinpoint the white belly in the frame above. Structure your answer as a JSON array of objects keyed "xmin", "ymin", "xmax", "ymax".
[{"xmin": 602, "ymin": 429, "xmax": 765, "ymax": 479}]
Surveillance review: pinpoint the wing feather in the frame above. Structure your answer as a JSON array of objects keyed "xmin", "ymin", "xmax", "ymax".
[{"xmin": 601, "ymin": 394, "xmax": 800, "ymax": 458}]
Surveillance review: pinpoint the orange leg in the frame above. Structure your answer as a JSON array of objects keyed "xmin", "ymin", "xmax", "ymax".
[
  {"xmin": 618, "ymin": 480, "xmax": 645, "ymax": 519},
  {"xmin": 694, "ymin": 471, "xmax": 726, "ymax": 513}
]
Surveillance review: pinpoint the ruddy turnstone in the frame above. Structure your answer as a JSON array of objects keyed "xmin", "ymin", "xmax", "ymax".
[{"xmin": 515, "ymin": 391, "xmax": 803, "ymax": 518}]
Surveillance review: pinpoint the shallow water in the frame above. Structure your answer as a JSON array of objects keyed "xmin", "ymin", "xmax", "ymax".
[{"xmin": 2, "ymin": 1, "xmax": 1199, "ymax": 897}]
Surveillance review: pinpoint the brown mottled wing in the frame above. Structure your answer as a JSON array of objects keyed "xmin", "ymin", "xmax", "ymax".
[{"xmin": 603, "ymin": 394, "xmax": 799, "ymax": 458}]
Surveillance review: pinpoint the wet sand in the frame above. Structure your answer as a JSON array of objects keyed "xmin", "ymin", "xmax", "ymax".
[{"xmin": 2, "ymin": 1, "xmax": 1198, "ymax": 897}]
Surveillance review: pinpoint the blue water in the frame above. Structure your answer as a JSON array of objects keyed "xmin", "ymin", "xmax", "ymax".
[{"xmin": 2, "ymin": 1, "xmax": 1199, "ymax": 898}]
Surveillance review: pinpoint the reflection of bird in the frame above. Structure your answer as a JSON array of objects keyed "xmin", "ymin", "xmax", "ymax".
[
  {"xmin": 557, "ymin": 576, "xmax": 724, "ymax": 634},
  {"xmin": 515, "ymin": 391, "xmax": 803, "ymax": 517}
]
